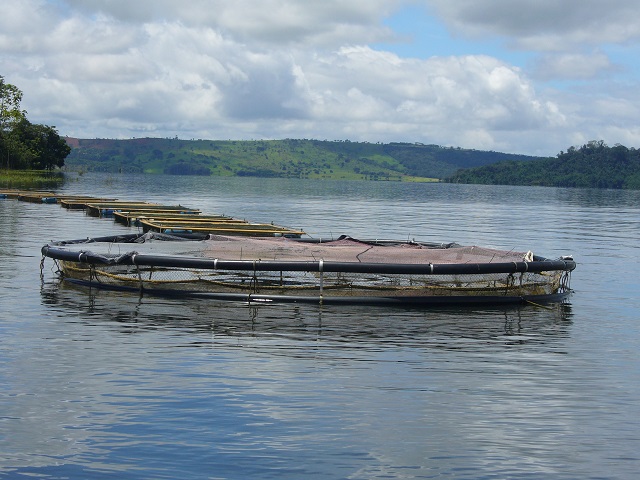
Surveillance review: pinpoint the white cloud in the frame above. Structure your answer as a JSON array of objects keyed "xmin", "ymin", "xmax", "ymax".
[
  {"xmin": 1, "ymin": 0, "xmax": 639, "ymax": 156},
  {"xmin": 305, "ymin": 49, "xmax": 563, "ymax": 132},
  {"xmin": 425, "ymin": 0, "xmax": 640, "ymax": 49},
  {"xmin": 531, "ymin": 52, "xmax": 616, "ymax": 81},
  {"xmin": 63, "ymin": 0, "xmax": 400, "ymax": 46}
]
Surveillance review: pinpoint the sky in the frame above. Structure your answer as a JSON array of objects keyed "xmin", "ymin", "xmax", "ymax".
[{"xmin": 2, "ymin": 0, "xmax": 640, "ymax": 156}]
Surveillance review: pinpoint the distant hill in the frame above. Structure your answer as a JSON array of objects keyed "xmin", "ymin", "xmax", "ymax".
[
  {"xmin": 446, "ymin": 141, "xmax": 640, "ymax": 189},
  {"xmin": 63, "ymin": 137, "xmax": 541, "ymax": 181}
]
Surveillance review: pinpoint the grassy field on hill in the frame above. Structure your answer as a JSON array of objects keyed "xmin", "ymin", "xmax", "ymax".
[{"xmin": 64, "ymin": 138, "xmax": 539, "ymax": 181}]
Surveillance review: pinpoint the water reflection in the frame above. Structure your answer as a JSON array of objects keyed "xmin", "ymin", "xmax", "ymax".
[
  {"xmin": 555, "ymin": 185, "xmax": 640, "ymax": 208},
  {"xmin": 7, "ymin": 178, "xmax": 638, "ymax": 479},
  {"xmin": 31, "ymin": 278, "xmax": 580, "ymax": 479},
  {"xmin": 40, "ymin": 279, "xmax": 573, "ymax": 350}
]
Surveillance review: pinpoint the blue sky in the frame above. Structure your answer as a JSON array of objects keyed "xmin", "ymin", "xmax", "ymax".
[
  {"xmin": 378, "ymin": 5, "xmax": 528, "ymax": 64},
  {"xmin": 382, "ymin": 4, "xmax": 639, "ymax": 85},
  {"xmin": 2, "ymin": 0, "xmax": 639, "ymax": 156}
]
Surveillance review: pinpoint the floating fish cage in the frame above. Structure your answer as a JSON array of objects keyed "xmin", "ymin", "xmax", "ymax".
[{"xmin": 41, "ymin": 233, "xmax": 575, "ymax": 306}]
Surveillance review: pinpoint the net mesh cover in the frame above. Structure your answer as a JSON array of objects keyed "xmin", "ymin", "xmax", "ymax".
[{"xmin": 52, "ymin": 234, "xmax": 569, "ymax": 299}]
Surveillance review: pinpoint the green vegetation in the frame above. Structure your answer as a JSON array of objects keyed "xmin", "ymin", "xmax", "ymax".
[
  {"xmin": 0, "ymin": 169, "xmax": 65, "ymax": 189},
  {"xmin": 1, "ymin": 75, "xmax": 70, "ymax": 174},
  {"xmin": 64, "ymin": 138, "xmax": 539, "ymax": 181},
  {"xmin": 446, "ymin": 141, "xmax": 640, "ymax": 189}
]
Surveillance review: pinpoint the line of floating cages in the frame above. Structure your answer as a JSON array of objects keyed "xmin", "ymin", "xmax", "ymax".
[
  {"xmin": 0, "ymin": 190, "xmax": 48, "ymax": 200},
  {"xmin": 103, "ymin": 206, "xmax": 303, "ymax": 237},
  {"xmin": 2, "ymin": 190, "xmax": 305, "ymax": 238},
  {"xmin": 137, "ymin": 218, "xmax": 305, "ymax": 237},
  {"xmin": 0, "ymin": 189, "xmax": 116, "ymax": 204},
  {"xmin": 112, "ymin": 211, "xmax": 227, "ymax": 226},
  {"xmin": 41, "ymin": 232, "xmax": 576, "ymax": 307}
]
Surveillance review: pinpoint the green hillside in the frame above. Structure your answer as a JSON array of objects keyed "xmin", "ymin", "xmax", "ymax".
[
  {"xmin": 446, "ymin": 141, "xmax": 640, "ymax": 189},
  {"xmin": 63, "ymin": 138, "xmax": 540, "ymax": 181}
]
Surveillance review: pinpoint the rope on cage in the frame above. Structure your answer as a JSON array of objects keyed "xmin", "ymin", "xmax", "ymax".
[
  {"xmin": 52, "ymin": 258, "xmax": 62, "ymax": 276},
  {"xmin": 560, "ymin": 270, "xmax": 572, "ymax": 292},
  {"xmin": 89, "ymin": 264, "xmax": 98, "ymax": 283}
]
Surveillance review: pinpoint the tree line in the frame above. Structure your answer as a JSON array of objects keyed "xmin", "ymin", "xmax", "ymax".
[
  {"xmin": 1, "ymin": 75, "xmax": 70, "ymax": 171},
  {"xmin": 446, "ymin": 140, "xmax": 640, "ymax": 189}
]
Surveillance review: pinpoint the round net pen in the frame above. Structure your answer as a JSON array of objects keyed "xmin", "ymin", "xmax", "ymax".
[{"xmin": 41, "ymin": 233, "xmax": 576, "ymax": 306}]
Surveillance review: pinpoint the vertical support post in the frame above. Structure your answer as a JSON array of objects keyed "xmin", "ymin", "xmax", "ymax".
[
  {"xmin": 132, "ymin": 254, "xmax": 144, "ymax": 293},
  {"xmin": 319, "ymin": 259, "xmax": 324, "ymax": 304}
]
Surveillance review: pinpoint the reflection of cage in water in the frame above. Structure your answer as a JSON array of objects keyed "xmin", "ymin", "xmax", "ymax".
[{"xmin": 42, "ymin": 233, "xmax": 575, "ymax": 306}]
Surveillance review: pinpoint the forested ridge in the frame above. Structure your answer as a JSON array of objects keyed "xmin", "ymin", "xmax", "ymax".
[
  {"xmin": 64, "ymin": 137, "xmax": 539, "ymax": 181},
  {"xmin": 446, "ymin": 141, "xmax": 640, "ymax": 189}
]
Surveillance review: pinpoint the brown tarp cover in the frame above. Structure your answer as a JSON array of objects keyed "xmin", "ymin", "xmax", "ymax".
[{"xmin": 201, "ymin": 235, "xmax": 532, "ymax": 264}]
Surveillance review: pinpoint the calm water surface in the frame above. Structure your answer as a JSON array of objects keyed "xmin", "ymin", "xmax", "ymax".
[{"xmin": 1, "ymin": 173, "xmax": 639, "ymax": 479}]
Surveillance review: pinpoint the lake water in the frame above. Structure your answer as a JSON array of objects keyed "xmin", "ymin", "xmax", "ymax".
[{"xmin": 1, "ymin": 173, "xmax": 639, "ymax": 479}]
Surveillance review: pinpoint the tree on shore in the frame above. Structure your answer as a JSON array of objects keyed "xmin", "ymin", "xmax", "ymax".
[
  {"xmin": 445, "ymin": 140, "xmax": 640, "ymax": 189},
  {"xmin": 1, "ymin": 75, "xmax": 70, "ymax": 170}
]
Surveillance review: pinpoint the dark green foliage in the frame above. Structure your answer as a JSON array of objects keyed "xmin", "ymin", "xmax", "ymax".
[
  {"xmin": 1, "ymin": 75, "xmax": 70, "ymax": 171},
  {"xmin": 11, "ymin": 119, "xmax": 71, "ymax": 170},
  {"xmin": 446, "ymin": 140, "xmax": 640, "ymax": 189},
  {"xmin": 382, "ymin": 143, "xmax": 537, "ymax": 178}
]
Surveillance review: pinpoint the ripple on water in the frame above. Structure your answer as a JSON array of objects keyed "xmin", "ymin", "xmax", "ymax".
[{"xmin": 1, "ymin": 178, "xmax": 639, "ymax": 479}]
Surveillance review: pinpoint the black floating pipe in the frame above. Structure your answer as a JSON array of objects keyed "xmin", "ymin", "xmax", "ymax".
[{"xmin": 42, "ymin": 245, "xmax": 576, "ymax": 276}]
